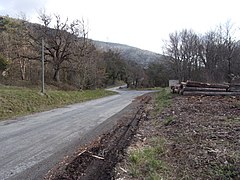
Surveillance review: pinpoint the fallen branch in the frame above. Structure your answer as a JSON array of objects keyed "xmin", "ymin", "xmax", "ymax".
[
  {"xmin": 119, "ymin": 167, "xmax": 127, "ymax": 173},
  {"xmin": 91, "ymin": 154, "xmax": 105, "ymax": 160},
  {"xmin": 77, "ymin": 149, "xmax": 87, "ymax": 156}
]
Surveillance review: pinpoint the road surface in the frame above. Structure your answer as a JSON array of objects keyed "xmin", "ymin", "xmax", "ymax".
[{"xmin": 0, "ymin": 87, "xmax": 150, "ymax": 180}]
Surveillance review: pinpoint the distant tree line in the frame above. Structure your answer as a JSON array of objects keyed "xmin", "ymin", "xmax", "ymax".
[
  {"xmin": 163, "ymin": 22, "xmax": 240, "ymax": 83},
  {"xmin": 4, "ymin": 14, "xmax": 237, "ymax": 89},
  {"xmin": 0, "ymin": 14, "xmax": 167, "ymax": 89}
]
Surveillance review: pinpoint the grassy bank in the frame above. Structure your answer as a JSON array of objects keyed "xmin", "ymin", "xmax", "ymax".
[
  {"xmin": 130, "ymin": 87, "xmax": 163, "ymax": 91},
  {"xmin": 0, "ymin": 86, "xmax": 117, "ymax": 120},
  {"xmin": 154, "ymin": 88, "xmax": 172, "ymax": 111}
]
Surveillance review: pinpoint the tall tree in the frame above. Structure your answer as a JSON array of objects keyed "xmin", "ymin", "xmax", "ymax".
[
  {"xmin": 0, "ymin": 16, "xmax": 32, "ymax": 80},
  {"xmin": 165, "ymin": 23, "xmax": 239, "ymax": 83},
  {"xmin": 30, "ymin": 12, "xmax": 88, "ymax": 82},
  {"xmin": 104, "ymin": 50, "xmax": 126, "ymax": 85},
  {"xmin": 165, "ymin": 30, "xmax": 200, "ymax": 81}
]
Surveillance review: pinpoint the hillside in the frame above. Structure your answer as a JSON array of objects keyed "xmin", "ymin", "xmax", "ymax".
[
  {"xmin": 93, "ymin": 40, "xmax": 164, "ymax": 66},
  {"xmin": 0, "ymin": 16, "xmax": 163, "ymax": 66},
  {"xmin": 0, "ymin": 15, "xmax": 168, "ymax": 88}
]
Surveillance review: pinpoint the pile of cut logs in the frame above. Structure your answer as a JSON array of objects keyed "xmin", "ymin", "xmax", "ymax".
[{"xmin": 171, "ymin": 81, "xmax": 240, "ymax": 96}]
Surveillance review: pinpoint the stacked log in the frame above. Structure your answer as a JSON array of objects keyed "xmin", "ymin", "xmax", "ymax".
[
  {"xmin": 185, "ymin": 81, "xmax": 229, "ymax": 89},
  {"xmin": 183, "ymin": 91, "xmax": 240, "ymax": 96},
  {"xmin": 178, "ymin": 81, "xmax": 240, "ymax": 96},
  {"xmin": 228, "ymin": 83, "xmax": 240, "ymax": 92},
  {"xmin": 184, "ymin": 87, "xmax": 227, "ymax": 92},
  {"xmin": 171, "ymin": 84, "xmax": 181, "ymax": 94}
]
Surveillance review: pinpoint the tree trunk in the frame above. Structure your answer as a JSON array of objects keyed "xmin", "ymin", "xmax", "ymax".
[
  {"xmin": 135, "ymin": 78, "xmax": 138, "ymax": 88},
  {"xmin": 19, "ymin": 59, "xmax": 26, "ymax": 80},
  {"xmin": 183, "ymin": 91, "xmax": 240, "ymax": 96},
  {"xmin": 186, "ymin": 81, "xmax": 229, "ymax": 89},
  {"xmin": 53, "ymin": 68, "xmax": 60, "ymax": 82},
  {"xmin": 126, "ymin": 78, "xmax": 130, "ymax": 88},
  {"xmin": 20, "ymin": 68, "xmax": 26, "ymax": 80},
  {"xmin": 183, "ymin": 87, "xmax": 227, "ymax": 92}
]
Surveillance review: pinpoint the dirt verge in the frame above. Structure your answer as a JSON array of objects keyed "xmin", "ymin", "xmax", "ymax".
[
  {"xmin": 115, "ymin": 94, "xmax": 240, "ymax": 179},
  {"xmin": 162, "ymin": 95, "xmax": 240, "ymax": 179},
  {"xmin": 45, "ymin": 94, "xmax": 152, "ymax": 180}
]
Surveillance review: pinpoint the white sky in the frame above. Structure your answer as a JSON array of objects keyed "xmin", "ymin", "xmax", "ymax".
[{"xmin": 0, "ymin": 0, "xmax": 240, "ymax": 53}]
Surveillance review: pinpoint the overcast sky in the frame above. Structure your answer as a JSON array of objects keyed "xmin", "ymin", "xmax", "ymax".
[{"xmin": 0, "ymin": 0, "xmax": 240, "ymax": 53}]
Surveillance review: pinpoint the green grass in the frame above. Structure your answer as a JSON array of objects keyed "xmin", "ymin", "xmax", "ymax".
[
  {"xmin": 0, "ymin": 86, "xmax": 117, "ymax": 120},
  {"xmin": 155, "ymin": 88, "xmax": 172, "ymax": 112},
  {"xmin": 126, "ymin": 88, "xmax": 173, "ymax": 179},
  {"xmin": 128, "ymin": 137, "xmax": 169, "ymax": 179},
  {"xmin": 130, "ymin": 87, "xmax": 163, "ymax": 91},
  {"xmin": 163, "ymin": 116, "xmax": 175, "ymax": 126}
]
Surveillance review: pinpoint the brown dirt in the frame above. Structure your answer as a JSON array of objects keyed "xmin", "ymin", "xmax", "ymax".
[
  {"xmin": 161, "ymin": 95, "xmax": 240, "ymax": 179},
  {"xmin": 45, "ymin": 95, "xmax": 152, "ymax": 180},
  {"xmin": 115, "ymin": 95, "xmax": 240, "ymax": 179}
]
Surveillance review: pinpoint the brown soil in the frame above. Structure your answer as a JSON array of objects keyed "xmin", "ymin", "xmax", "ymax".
[
  {"xmin": 45, "ymin": 95, "xmax": 152, "ymax": 180},
  {"xmin": 45, "ymin": 94, "xmax": 240, "ymax": 180},
  {"xmin": 115, "ymin": 95, "xmax": 240, "ymax": 179},
  {"xmin": 161, "ymin": 95, "xmax": 240, "ymax": 179}
]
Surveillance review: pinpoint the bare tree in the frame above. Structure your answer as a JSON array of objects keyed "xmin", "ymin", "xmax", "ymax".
[
  {"xmin": 165, "ymin": 30, "xmax": 200, "ymax": 81},
  {"xmin": 30, "ymin": 12, "xmax": 88, "ymax": 82},
  {"xmin": 0, "ymin": 16, "xmax": 33, "ymax": 80},
  {"xmin": 165, "ymin": 22, "xmax": 238, "ymax": 83},
  {"xmin": 198, "ymin": 23, "xmax": 236, "ymax": 82},
  {"xmin": 222, "ymin": 21, "xmax": 236, "ymax": 82},
  {"xmin": 104, "ymin": 50, "xmax": 127, "ymax": 85},
  {"xmin": 165, "ymin": 31, "xmax": 181, "ymax": 80}
]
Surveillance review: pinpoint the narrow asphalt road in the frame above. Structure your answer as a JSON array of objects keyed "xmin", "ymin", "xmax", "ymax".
[{"xmin": 0, "ymin": 87, "xmax": 151, "ymax": 180}]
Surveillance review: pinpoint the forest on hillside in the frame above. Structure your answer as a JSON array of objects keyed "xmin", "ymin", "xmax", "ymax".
[
  {"xmin": 0, "ymin": 14, "xmax": 168, "ymax": 90},
  {"xmin": 1, "ymin": 14, "xmax": 240, "ymax": 90}
]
